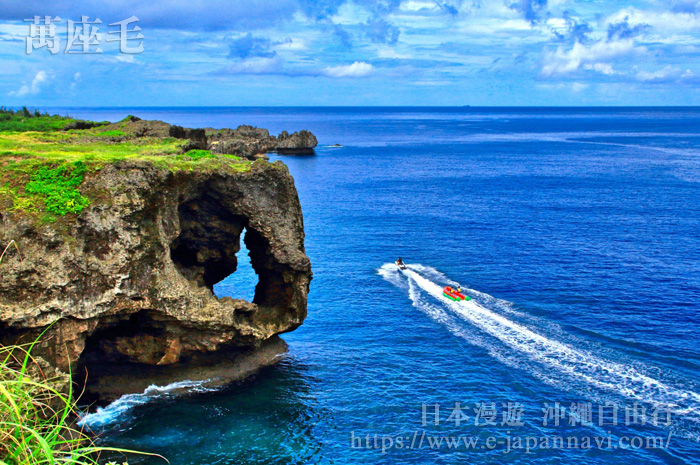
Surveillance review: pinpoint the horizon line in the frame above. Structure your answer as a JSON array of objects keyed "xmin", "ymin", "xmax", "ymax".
[{"xmin": 25, "ymin": 105, "xmax": 700, "ymax": 109}]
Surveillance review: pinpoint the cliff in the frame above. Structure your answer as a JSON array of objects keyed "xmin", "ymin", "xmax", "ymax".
[{"xmin": 0, "ymin": 111, "xmax": 313, "ymax": 400}]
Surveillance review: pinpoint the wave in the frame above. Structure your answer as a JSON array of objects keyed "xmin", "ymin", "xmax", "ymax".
[
  {"xmin": 379, "ymin": 263, "xmax": 700, "ymax": 439},
  {"xmin": 78, "ymin": 379, "xmax": 215, "ymax": 429}
]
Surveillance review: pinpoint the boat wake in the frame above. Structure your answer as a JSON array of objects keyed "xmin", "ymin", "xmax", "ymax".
[{"xmin": 379, "ymin": 263, "xmax": 700, "ymax": 440}]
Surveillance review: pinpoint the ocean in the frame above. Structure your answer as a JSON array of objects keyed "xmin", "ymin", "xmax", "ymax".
[{"xmin": 58, "ymin": 107, "xmax": 700, "ymax": 464}]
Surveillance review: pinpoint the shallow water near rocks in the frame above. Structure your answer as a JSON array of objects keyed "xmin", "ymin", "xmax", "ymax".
[{"xmin": 61, "ymin": 107, "xmax": 700, "ymax": 464}]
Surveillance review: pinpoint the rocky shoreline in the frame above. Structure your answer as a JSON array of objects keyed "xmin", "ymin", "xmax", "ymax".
[{"xmin": 97, "ymin": 115, "xmax": 319, "ymax": 158}]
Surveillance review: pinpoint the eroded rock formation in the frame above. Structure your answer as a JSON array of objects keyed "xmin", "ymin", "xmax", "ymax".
[
  {"xmin": 85, "ymin": 117, "xmax": 319, "ymax": 157},
  {"xmin": 0, "ymin": 158, "xmax": 312, "ymax": 399},
  {"xmin": 276, "ymin": 130, "xmax": 318, "ymax": 154}
]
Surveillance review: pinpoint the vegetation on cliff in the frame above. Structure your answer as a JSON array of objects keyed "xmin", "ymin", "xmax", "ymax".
[
  {"xmin": 0, "ymin": 109, "xmax": 251, "ymax": 219},
  {"xmin": 0, "ymin": 107, "xmax": 86, "ymax": 132}
]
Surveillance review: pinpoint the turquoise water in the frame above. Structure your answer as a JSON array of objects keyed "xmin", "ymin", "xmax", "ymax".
[{"xmin": 66, "ymin": 107, "xmax": 700, "ymax": 464}]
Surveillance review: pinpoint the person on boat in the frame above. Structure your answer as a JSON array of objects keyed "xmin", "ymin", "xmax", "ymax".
[
  {"xmin": 396, "ymin": 257, "xmax": 404, "ymax": 266},
  {"xmin": 457, "ymin": 286, "xmax": 462, "ymax": 293}
]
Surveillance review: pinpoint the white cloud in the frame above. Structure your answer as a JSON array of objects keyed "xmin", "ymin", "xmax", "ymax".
[
  {"xmin": 541, "ymin": 39, "xmax": 643, "ymax": 76},
  {"xmin": 331, "ymin": 2, "xmax": 373, "ymax": 25},
  {"xmin": 116, "ymin": 54, "xmax": 138, "ymax": 63},
  {"xmin": 221, "ymin": 57, "xmax": 284, "ymax": 75},
  {"xmin": 323, "ymin": 61, "xmax": 374, "ymax": 78},
  {"xmin": 9, "ymin": 70, "xmax": 48, "ymax": 97},
  {"xmin": 376, "ymin": 48, "xmax": 412, "ymax": 59},
  {"xmin": 585, "ymin": 63, "xmax": 615, "ymax": 75},
  {"xmin": 399, "ymin": 1, "xmax": 441, "ymax": 13},
  {"xmin": 606, "ymin": 7, "xmax": 700, "ymax": 32},
  {"xmin": 70, "ymin": 72, "xmax": 82, "ymax": 92},
  {"xmin": 636, "ymin": 65, "xmax": 698, "ymax": 83}
]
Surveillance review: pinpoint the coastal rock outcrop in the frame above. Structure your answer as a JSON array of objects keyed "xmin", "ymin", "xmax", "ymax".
[
  {"xmin": 83, "ymin": 117, "xmax": 318, "ymax": 158},
  {"xmin": 0, "ymin": 157, "xmax": 312, "ymax": 399},
  {"xmin": 276, "ymin": 130, "xmax": 318, "ymax": 154},
  {"xmin": 207, "ymin": 126, "xmax": 319, "ymax": 157}
]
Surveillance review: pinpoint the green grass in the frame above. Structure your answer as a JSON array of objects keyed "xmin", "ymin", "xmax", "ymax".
[
  {"xmin": 96, "ymin": 130, "xmax": 125, "ymax": 138},
  {"xmin": 0, "ymin": 109, "xmax": 253, "ymax": 217},
  {"xmin": 0, "ymin": 132, "xmax": 252, "ymax": 216},
  {"xmin": 0, "ymin": 335, "xmax": 162, "ymax": 465},
  {"xmin": 0, "ymin": 132, "xmax": 250, "ymax": 168},
  {"xmin": 183, "ymin": 149, "xmax": 214, "ymax": 160},
  {"xmin": 25, "ymin": 162, "xmax": 89, "ymax": 215}
]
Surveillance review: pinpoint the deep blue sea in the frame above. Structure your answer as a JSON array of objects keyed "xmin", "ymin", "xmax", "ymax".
[{"xmin": 59, "ymin": 107, "xmax": 700, "ymax": 464}]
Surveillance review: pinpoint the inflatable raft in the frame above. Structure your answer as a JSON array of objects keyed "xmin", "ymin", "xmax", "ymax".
[{"xmin": 443, "ymin": 286, "xmax": 470, "ymax": 301}]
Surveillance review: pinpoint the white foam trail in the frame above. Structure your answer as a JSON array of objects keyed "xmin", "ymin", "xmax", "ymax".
[
  {"xmin": 380, "ymin": 263, "xmax": 700, "ymax": 431},
  {"xmin": 79, "ymin": 379, "xmax": 213, "ymax": 429},
  {"xmin": 409, "ymin": 264, "xmax": 460, "ymax": 287}
]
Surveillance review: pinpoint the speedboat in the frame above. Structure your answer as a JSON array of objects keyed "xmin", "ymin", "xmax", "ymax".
[{"xmin": 443, "ymin": 286, "xmax": 470, "ymax": 301}]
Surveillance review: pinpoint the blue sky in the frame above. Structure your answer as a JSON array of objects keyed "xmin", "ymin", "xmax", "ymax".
[{"xmin": 1, "ymin": 0, "xmax": 699, "ymax": 106}]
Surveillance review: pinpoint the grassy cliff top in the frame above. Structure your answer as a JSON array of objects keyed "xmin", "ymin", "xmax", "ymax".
[{"xmin": 0, "ymin": 108, "xmax": 252, "ymax": 220}]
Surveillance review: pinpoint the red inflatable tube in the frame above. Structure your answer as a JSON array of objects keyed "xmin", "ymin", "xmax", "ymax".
[{"xmin": 443, "ymin": 286, "xmax": 466, "ymax": 300}]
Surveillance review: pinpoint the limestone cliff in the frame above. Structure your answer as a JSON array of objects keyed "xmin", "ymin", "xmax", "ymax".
[{"xmin": 0, "ymin": 115, "xmax": 313, "ymax": 400}]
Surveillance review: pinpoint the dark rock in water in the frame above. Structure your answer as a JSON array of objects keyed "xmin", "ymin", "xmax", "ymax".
[
  {"xmin": 0, "ymin": 157, "xmax": 312, "ymax": 400},
  {"xmin": 276, "ymin": 130, "xmax": 318, "ymax": 154}
]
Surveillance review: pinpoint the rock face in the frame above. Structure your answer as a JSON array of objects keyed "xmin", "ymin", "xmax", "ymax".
[
  {"xmin": 207, "ymin": 126, "xmax": 276, "ymax": 159},
  {"xmin": 207, "ymin": 126, "xmax": 319, "ymax": 157},
  {"xmin": 88, "ymin": 118, "xmax": 318, "ymax": 158},
  {"xmin": 0, "ymin": 159, "xmax": 312, "ymax": 399},
  {"xmin": 276, "ymin": 130, "xmax": 319, "ymax": 154}
]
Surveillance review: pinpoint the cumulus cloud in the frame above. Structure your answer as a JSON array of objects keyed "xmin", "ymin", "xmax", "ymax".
[
  {"xmin": 541, "ymin": 39, "xmax": 642, "ymax": 76},
  {"xmin": 636, "ymin": 65, "xmax": 700, "ymax": 83},
  {"xmin": 9, "ymin": 70, "xmax": 48, "ymax": 96},
  {"xmin": 322, "ymin": 61, "xmax": 374, "ymax": 77}
]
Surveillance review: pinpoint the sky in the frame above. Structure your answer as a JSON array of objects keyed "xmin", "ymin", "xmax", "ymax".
[{"xmin": 1, "ymin": 0, "xmax": 699, "ymax": 106}]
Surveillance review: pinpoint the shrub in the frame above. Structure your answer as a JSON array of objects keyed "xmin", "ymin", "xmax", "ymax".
[
  {"xmin": 25, "ymin": 162, "xmax": 90, "ymax": 215},
  {"xmin": 183, "ymin": 149, "xmax": 214, "ymax": 160}
]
